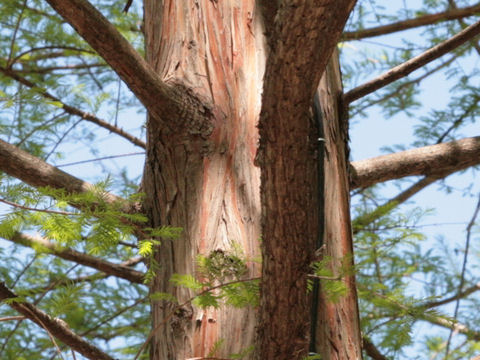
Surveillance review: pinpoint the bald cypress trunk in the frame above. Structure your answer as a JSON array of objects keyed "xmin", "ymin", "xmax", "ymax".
[
  {"xmin": 142, "ymin": 1, "xmax": 264, "ymax": 358},
  {"xmin": 140, "ymin": 2, "xmax": 362, "ymax": 359}
]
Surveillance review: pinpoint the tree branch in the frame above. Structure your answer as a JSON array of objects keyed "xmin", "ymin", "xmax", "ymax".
[
  {"xmin": 256, "ymin": 2, "xmax": 359, "ymax": 357},
  {"xmin": 3, "ymin": 232, "xmax": 145, "ymax": 284},
  {"xmin": 343, "ymin": 4, "xmax": 480, "ymax": 40},
  {"xmin": 0, "ymin": 282, "xmax": 116, "ymax": 360},
  {"xmin": 0, "ymin": 139, "xmax": 124, "ymax": 207},
  {"xmin": 421, "ymin": 282, "xmax": 480, "ymax": 309},
  {"xmin": 364, "ymin": 288, "xmax": 480, "ymax": 342},
  {"xmin": 353, "ymin": 175, "xmax": 443, "ymax": 232},
  {"xmin": 0, "ymin": 66, "xmax": 145, "ymax": 148},
  {"xmin": 43, "ymin": 0, "xmax": 213, "ymax": 133},
  {"xmin": 350, "ymin": 54, "xmax": 457, "ymax": 118},
  {"xmin": 423, "ymin": 314, "xmax": 480, "ymax": 341},
  {"xmin": 344, "ymin": 19, "xmax": 480, "ymax": 104},
  {"xmin": 350, "ymin": 136, "xmax": 480, "ymax": 189},
  {"xmin": 30, "ymin": 257, "xmax": 144, "ymax": 294},
  {"xmin": 362, "ymin": 337, "xmax": 389, "ymax": 360}
]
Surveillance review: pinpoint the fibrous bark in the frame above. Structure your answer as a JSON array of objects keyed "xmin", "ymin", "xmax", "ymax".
[
  {"xmin": 256, "ymin": 2, "xmax": 358, "ymax": 359},
  {"xmin": 44, "ymin": 0, "xmax": 213, "ymax": 132},
  {"xmin": 313, "ymin": 52, "xmax": 362, "ymax": 360},
  {"xmin": 142, "ymin": 1, "xmax": 264, "ymax": 358}
]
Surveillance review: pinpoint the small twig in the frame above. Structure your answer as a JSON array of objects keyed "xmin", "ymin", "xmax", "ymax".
[
  {"xmin": 8, "ymin": 45, "xmax": 94, "ymax": 67},
  {"xmin": 57, "ymin": 152, "xmax": 145, "ymax": 168},
  {"xmin": 344, "ymin": 19, "xmax": 480, "ymax": 104},
  {"xmin": 445, "ymin": 193, "xmax": 480, "ymax": 358},
  {"xmin": 4, "ymin": 232, "xmax": 145, "ymax": 284},
  {"xmin": 0, "ymin": 316, "xmax": 26, "ymax": 322},
  {"xmin": 0, "ymin": 198, "xmax": 78, "ymax": 216},
  {"xmin": 10, "ymin": 254, "xmax": 38, "ymax": 288},
  {"xmin": 343, "ymin": 4, "xmax": 480, "ymax": 40},
  {"xmin": 422, "ymin": 282, "xmax": 480, "ymax": 309},
  {"xmin": 0, "ymin": 66, "xmax": 146, "ymax": 149},
  {"xmin": 6, "ymin": 0, "xmax": 28, "ymax": 67}
]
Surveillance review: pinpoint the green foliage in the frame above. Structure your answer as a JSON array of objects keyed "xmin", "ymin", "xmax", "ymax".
[
  {"xmin": 167, "ymin": 248, "xmax": 259, "ymax": 310},
  {"xmin": 170, "ymin": 273, "xmax": 204, "ymax": 292},
  {"xmin": 310, "ymin": 255, "xmax": 349, "ymax": 302},
  {"xmin": 150, "ymin": 291, "xmax": 178, "ymax": 303},
  {"xmin": 303, "ymin": 354, "xmax": 322, "ymax": 360},
  {"xmin": 197, "ymin": 248, "xmax": 248, "ymax": 282},
  {"xmin": 229, "ymin": 345, "xmax": 255, "ymax": 359}
]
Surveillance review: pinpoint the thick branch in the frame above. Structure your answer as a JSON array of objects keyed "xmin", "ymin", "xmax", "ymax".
[
  {"xmin": 350, "ymin": 136, "xmax": 480, "ymax": 189},
  {"xmin": 3, "ymin": 232, "xmax": 144, "ymax": 284},
  {"xmin": 343, "ymin": 4, "xmax": 480, "ymax": 40},
  {"xmin": 0, "ymin": 139, "xmax": 123, "ymax": 206},
  {"xmin": 344, "ymin": 20, "xmax": 480, "ymax": 104},
  {"xmin": 0, "ymin": 282, "xmax": 115, "ymax": 360},
  {"xmin": 0, "ymin": 66, "xmax": 145, "ymax": 148},
  {"xmin": 43, "ymin": 0, "xmax": 213, "ymax": 132}
]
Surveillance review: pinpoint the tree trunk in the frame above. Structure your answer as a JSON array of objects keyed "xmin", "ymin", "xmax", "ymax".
[
  {"xmin": 141, "ymin": 2, "xmax": 361, "ymax": 359},
  {"xmin": 314, "ymin": 51, "xmax": 363, "ymax": 360},
  {"xmin": 141, "ymin": 1, "xmax": 265, "ymax": 358}
]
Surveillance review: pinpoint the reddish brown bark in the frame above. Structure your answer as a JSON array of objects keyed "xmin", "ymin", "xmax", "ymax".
[
  {"xmin": 45, "ymin": 0, "xmax": 213, "ymax": 130},
  {"xmin": 314, "ymin": 52, "xmax": 363, "ymax": 360},
  {"xmin": 256, "ymin": 2, "xmax": 358, "ymax": 359},
  {"xmin": 6, "ymin": 1, "xmax": 480, "ymax": 359},
  {"xmin": 142, "ymin": 1, "xmax": 263, "ymax": 358},
  {"xmin": 41, "ymin": 1, "xmax": 362, "ymax": 359}
]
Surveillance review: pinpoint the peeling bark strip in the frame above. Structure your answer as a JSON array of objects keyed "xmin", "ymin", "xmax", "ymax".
[
  {"xmin": 350, "ymin": 136, "xmax": 480, "ymax": 189},
  {"xmin": 142, "ymin": 0, "xmax": 264, "ymax": 358},
  {"xmin": 5, "ymin": 232, "xmax": 145, "ymax": 284},
  {"xmin": 0, "ymin": 282, "xmax": 115, "ymax": 360},
  {"xmin": 256, "ymin": 2, "xmax": 358, "ymax": 359},
  {"xmin": 44, "ymin": 0, "xmax": 213, "ymax": 133},
  {"xmin": 314, "ymin": 52, "xmax": 362, "ymax": 360}
]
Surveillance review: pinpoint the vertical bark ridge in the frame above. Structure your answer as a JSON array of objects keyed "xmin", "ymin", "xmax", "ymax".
[
  {"xmin": 315, "ymin": 52, "xmax": 363, "ymax": 360},
  {"xmin": 142, "ymin": 1, "xmax": 265, "ymax": 358}
]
